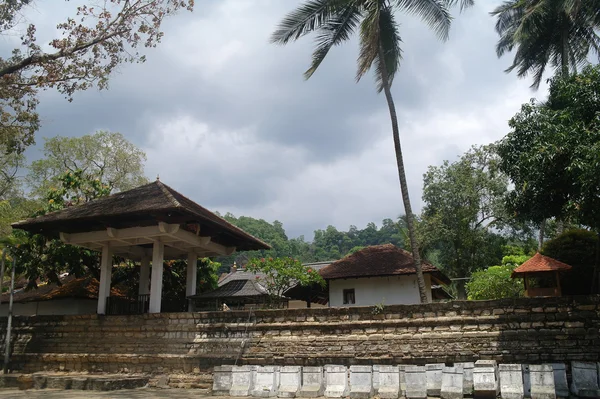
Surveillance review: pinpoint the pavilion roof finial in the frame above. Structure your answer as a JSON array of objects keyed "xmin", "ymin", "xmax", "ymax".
[{"xmin": 156, "ymin": 174, "xmax": 160, "ymax": 181}]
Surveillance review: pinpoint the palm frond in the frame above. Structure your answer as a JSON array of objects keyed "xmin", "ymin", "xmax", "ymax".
[
  {"xmin": 303, "ymin": 3, "xmax": 362, "ymax": 79},
  {"xmin": 396, "ymin": 0, "xmax": 452, "ymax": 41},
  {"xmin": 445, "ymin": 0, "xmax": 474, "ymax": 13},
  {"xmin": 271, "ymin": 0, "xmax": 348, "ymax": 45},
  {"xmin": 374, "ymin": 4, "xmax": 403, "ymax": 92},
  {"xmin": 356, "ymin": 0, "xmax": 381, "ymax": 82}
]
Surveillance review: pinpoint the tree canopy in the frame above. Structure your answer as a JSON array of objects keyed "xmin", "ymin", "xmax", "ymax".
[
  {"xmin": 27, "ymin": 131, "xmax": 148, "ymax": 197},
  {"xmin": 497, "ymin": 65, "xmax": 600, "ymax": 231}
]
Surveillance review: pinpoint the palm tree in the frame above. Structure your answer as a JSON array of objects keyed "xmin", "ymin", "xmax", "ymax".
[
  {"xmin": 492, "ymin": 0, "xmax": 600, "ymax": 89},
  {"xmin": 271, "ymin": 0, "xmax": 471, "ymax": 303}
]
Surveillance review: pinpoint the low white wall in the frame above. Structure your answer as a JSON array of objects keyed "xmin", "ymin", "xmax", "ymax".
[
  {"xmin": 328, "ymin": 274, "xmax": 432, "ymax": 307},
  {"xmin": 0, "ymin": 299, "xmax": 97, "ymax": 316}
]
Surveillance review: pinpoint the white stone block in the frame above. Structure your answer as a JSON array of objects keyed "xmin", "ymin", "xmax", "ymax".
[
  {"xmin": 426, "ymin": 363, "xmax": 444, "ymax": 397},
  {"xmin": 372, "ymin": 365, "xmax": 380, "ymax": 395},
  {"xmin": 405, "ymin": 366, "xmax": 427, "ymax": 399},
  {"xmin": 441, "ymin": 365, "xmax": 464, "ymax": 399},
  {"xmin": 570, "ymin": 362, "xmax": 600, "ymax": 398},
  {"xmin": 473, "ymin": 366, "xmax": 498, "ymax": 399},
  {"xmin": 399, "ymin": 365, "xmax": 407, "ymax": 397},
  {"xmin": 457, "ymin": 362, "xmax": 474, "ymax": 395},
  {"xmin": 499, "ymin": 364, "xmax": 524, "ymax": 399},
  {"xmin": 299, "ymin": 366, "xmax": 324, "ymax": 398},
  {"xmin": 324, "ymin": 365, "xmax": 349, "ymax": 398},
  {"xmin": 550, "ymin": 364, "xmax": 568, "ymax": 398},
  {"xmin": 349, "ymin": 365, "xmax": 373, "ymax": 399},
  {"xmin": 529, "ymin": 365, "xmax": 555, "ymax": 399},
  {"xmin": 213, "ymin": 365, "xmax": 233, "ymax": 396},
  {"xmin": 377, "ymin": 365, "xmax": 400, "ymax": 399},
  {"xmin": 278, "ymin": 366, "xmax": 301, "ymax": 398},
  {"xmin": 251, "ymin": 366, "xmax": 280, "ymax": 398},
  {"xmin": 231, "ymin": 365, "xmax": 257, "ymax": 397}
]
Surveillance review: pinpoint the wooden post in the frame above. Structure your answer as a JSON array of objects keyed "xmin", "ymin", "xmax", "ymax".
[
  {"xmin": 149, "ymin": 241, "xmax": 164, "ymax": 313},
  {"xmin": 3, "ymin": 256, "xmax": 16, "ymax": 373},
  {"xmin": 555, "ymin": 270, "xmax": 562, "ymax": 297}
]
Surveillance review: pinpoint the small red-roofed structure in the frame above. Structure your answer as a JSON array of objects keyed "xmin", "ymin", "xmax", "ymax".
[{"xmin": 511, "ymin": 252, "xmax": 572, "ymax": 297}]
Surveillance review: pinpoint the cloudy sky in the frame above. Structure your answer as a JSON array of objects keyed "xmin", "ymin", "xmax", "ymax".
[{"xmin": 13, "ymin": 0, "xmax": 548, "ymax": 239}]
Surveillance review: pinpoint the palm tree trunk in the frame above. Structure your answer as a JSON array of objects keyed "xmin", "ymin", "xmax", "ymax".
[{"xmin": 377, "ymin": 46, "xmax": 429, "ymax": 304}]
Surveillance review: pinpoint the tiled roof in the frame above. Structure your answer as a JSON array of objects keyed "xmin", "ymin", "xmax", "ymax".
[
  {"xmin": 189, "ymin": 279, "xmax": 269, "ymax": 299},
  {"xmin": 0, "ymin": 275, "xmax": 127, "ymax": 303},
  {"xmin": 319, "ymin": 244, "xmax": 450, "ymax": 284},
  {"xmin": 12, "ymin": 180, "xmax": 270, "ymax": 251},
  {"xmin": 511, "ymin": 253, "xmax": 572, "ymax": 277}
]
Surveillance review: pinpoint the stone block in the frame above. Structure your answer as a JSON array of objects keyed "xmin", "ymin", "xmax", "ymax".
[
  {"xmin": 324, "ymin": 365, "xmax": 349, "ymax": 398},
  {"xmin": 475, "ymin": 360, "xmax": 498, "ymax": 370},
  {"xmin": 32, "ymin": 374, "xmax": 47, "ymax": 390},
  {"xmin": 213, "ymin": 365, "xmax": 233, "ymax": 396},
  {"xmin": 473, "ymin": 366, "xmax": 498, "ymax": 399},
  {"xmin": 570, "ymin": 362, "xmax": 600, "ymax": 398},
  {"xmin": 441, "ymin": 365, "xmax": 463, "ymax": 399},
  {"xmin": 457, "ymin": 362, "xmax": 474, "ymax": 395},
  {"xmin": 251, "ymin": 366, "xmax": 280, "ymax": 398},
  {"xmin": 529, "ymin": 365, "xmax": 555, "ymax": 399},
  {"xmin": 405, "ymin": 366, "xmax": 427, "ymax": 399},
  {"xmin": 230, "ymin": 365, "xmax": 257, "ymax": 397},
  {"xmin": 499, "ymin": 364, "xmax": 524, "ymax": 399},
  {"xmin": 349, "ymin": 365, "xmax": 373, "ymax": 399},
  {"xmin": 71, "ymin": 377, "xmax": 89, "ymax": 390},
  {"xmin": 278, "ymin": 366, "xmax": 301, "ymax": 398},
  {"xmin": 377, "ymin": 365, "xmax": 400, "ymax": 399},
  {"xmin": 426, "ymin": 363, "xmax": 444, "ymax": 397},
  {"xmin": 372, "ymin": 365, "xmax": 380, "ymax": 395},
  {"xmin": 399, "ymin": 365, "xmax": 407, "ymax": 397},
  {"xmin": 299, "ymin": 366, "xmax": 324, "ymax": 398},
  {"xmin": 550, "ymin": 364, "xmax": 568, "ymax": 398}
]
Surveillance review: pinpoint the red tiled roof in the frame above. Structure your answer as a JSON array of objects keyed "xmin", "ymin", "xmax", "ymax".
[
  {"xmin": 319, "ymin": 244, "xmax": 451, "ymax": 284},
  {"xmin": 0, "ymin": 275, "xmax": 128, "ymax": 303},
  {"xmin": 511, "ymin": 253, "xmax": 572, "ymax": 278}
]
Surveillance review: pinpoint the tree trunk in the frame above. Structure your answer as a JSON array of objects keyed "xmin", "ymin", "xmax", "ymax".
[
  {"xmin": 538, "ymin": 219, "xmax": 545, "ymax": 251},
  {"xmin": 455, "ymin": 279, "xmax": 467, "ymax": 300},
  {"xmin": 378, "ymin": 46, "xmax": 429, "ymax": 304}
]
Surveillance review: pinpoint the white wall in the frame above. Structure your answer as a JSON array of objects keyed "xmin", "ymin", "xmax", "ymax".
[
  {"xmin": 0, "ymin": 299, "xmax": 98, "ymax": 316},
  {"xmin": 328, "ymin": 274, "xmax": 432, "ymax": 307}
]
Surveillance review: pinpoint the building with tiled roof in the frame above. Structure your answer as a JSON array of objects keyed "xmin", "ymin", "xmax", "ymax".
[
  {"xmin": 319, "ymin": 244, "xmax": 450, "ymax": 306},
  {"xmin": 511, "ymin": 253, "xmax": 572, "ymax": 297}
]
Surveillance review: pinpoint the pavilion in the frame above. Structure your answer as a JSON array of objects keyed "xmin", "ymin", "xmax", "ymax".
[
  {"xmin": 11, "ymin": 180, "xmax": 270, "ymax": 314},
  {"xmin": 511, "ymin": 252, "xmax": 572, "ymax": 297}
]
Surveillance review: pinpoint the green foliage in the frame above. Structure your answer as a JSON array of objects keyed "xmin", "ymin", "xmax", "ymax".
[
  {"xmin": 466, "ymin": 246, "xmax": 529, "ymax": 300},
  {"xmin": 27, "ymin": 131, "xmax": 148, "ymax": 197},
  {"xmin": 466, "ymin": 264, "xmax": 524, "ymax": 300},
  {"xmin": 491, "ymin": 0, "xmax": 600, "ymax": 88},
  {"xmin": 217, "ymin": 213, "xmax": 405, "ymax": 268},
  {"xmin": 497, "ymin": 65, "xmax": 600, "ymax": 231},
  {"xmin": 420, "ymin": 145, "xmax": 509, "ymax": 297},
  {"xmin": 541, "ymin": 229, "xmax": 598, "ymax": 295},
  {"xmin": 246, "ymin": 257, "xmax": 325, "ymax": 297}
]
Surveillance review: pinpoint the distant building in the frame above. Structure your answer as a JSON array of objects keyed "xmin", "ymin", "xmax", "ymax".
[{"xmin": 319, "ymin": 244, "xmax": 451, "ymax": 307}]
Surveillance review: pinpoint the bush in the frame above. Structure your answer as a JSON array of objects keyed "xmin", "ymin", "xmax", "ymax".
[
  {"xmin": 542, "ymin": 229, "xmax": 598, "ymax": 295},
  {"xmin": 466, "ymin": 264, "xmax": 524, "ymax": 300}
]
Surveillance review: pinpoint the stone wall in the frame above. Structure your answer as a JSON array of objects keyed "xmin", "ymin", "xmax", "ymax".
[{"xmin": 0, "ymin": 296, "xmax": 599, "ymax": 374}]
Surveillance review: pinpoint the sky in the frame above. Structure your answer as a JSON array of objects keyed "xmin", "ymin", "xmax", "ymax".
[{"xmin": 9, "ymin": 0, "xmax": 549, "ymax": 239}]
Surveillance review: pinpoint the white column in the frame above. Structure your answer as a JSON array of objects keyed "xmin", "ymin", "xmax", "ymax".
[
  {"xmin": 149, "ymin": 241, "xmax": 164, "ymax": 313},
  {"xmin": 186, "ymin": 252, "xmax": 198, "ymax": 311},
  {"xmin": 139, "ymin": 255, "xmax": 150, "ymax": 296},
  {"xmin": 97, "ymin": 245, "xmax": 113, "ymax": 315}
]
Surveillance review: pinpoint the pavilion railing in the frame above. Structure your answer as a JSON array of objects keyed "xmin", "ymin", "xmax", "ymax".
[{"xmin": 106, "ymin": 294, "xmax": 150, "ymax": 315}]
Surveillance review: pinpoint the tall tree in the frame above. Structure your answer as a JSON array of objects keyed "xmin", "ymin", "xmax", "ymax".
[
  {"xmin": 271, "ymin": 0, "xmax": 471, "ymax": 303},
  {"xmin": 0, "ymin": 0, "xmax": 193, "ymax": 156},
  {"xmin": 492, "ymin": 0, "xmax": 600, "ymax": 89},
  {"xmin": 421, "ymin": 145, "xmax": 509, "ymax": 298},
  {"xmin": 27, "ymin": 131, "xmax": 148, "ymax": 197}
]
